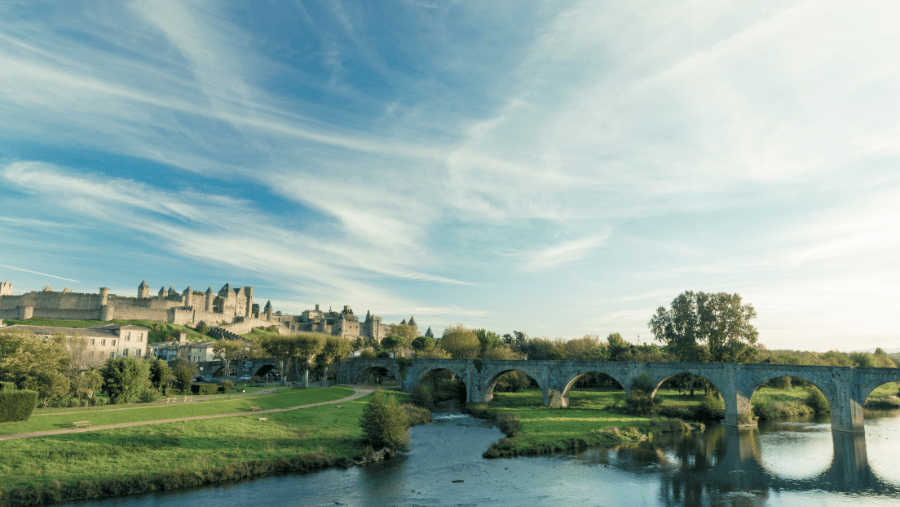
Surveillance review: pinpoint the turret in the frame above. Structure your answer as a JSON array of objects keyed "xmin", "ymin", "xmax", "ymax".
[
  {"xmin": 219, "ymin": 283, "xmax": 232, "ymax": 297},
  {"xmin": 168, "ymin": 285, "xmax": 178, "ymax": 297},
  {"xmin": 42, "ymin": 285, "xmax": 53, "ymax": 292},
  {"xmin": 182, "ymin": 285, "xmax": 193, "ymax": 307},
  {"xmin": 425, "ymin": 327, "xmax": 434, "ymax": 338},
  {"xmin": 408, "ymin": 316, "xmax": 417, "ymax": 328},
  {"xmin": 264, "ymin": 300, "xmax": 273, "ymax": 320},
  {"xmin": 158, "ymin": 286, "xmax": 166, "ymax": 298},
  {"xmin": 138, "ymin": 280, "xmax": 150, "ymax": 299},
  {"xmin": 400, "ymin": 318, "xmax": 407, "ymax": 326},
  {"xmin": 62, "ymin": 287, "xmax": 71, "ymax": 293},
  {"xmin": 205, "ymin": 287, "xmax": 214, "ymax": 312},
  {"xmin": 1, "ymin": 279, "xmax": 13, "ymax": 296}
]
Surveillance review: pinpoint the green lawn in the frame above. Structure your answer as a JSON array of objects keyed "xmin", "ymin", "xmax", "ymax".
[
  {"xmin": 0, "ymin": 388, "xmax": 407, "ymax": 494},
  {"xmin": 0, "ymin": 387, "xmax": 355, "ymax": 436}
]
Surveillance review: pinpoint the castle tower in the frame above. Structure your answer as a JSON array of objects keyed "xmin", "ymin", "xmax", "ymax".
[
  {"xmin": 425, "ymin": 327, "xmax": 434, "ymax": 338},
  {"xmin": 0, "ymin": 279, "xmax": 12, "ymax": 296},
  {"xmin": 167, "ymin": 285, "xmax": 178, "ymax": 297},
  {"xmin": 244, "ymin": 286, "xmax": 253, "ymax": 317},
  {"xmin": 99, "ymin": 287, "xmax": 113, "ymax": 321},
  {"xmin": 99, "ymin": 287, "xmax": 109, "ymax": 306},
  {"xmin": 138, "ymin": 280, "xmax": 150, "ymax": 299},
  {"xmin": 42, "ymin": 285, "xmax": 53, "ymax": 292},
  {"xmin": 205, "ymin": 287, "xmax": 214, "ymax": 312},
  {"xmin": 264, "ymin": 300, "xmax": 273, "ymax": 320},
  {"xmin": 182, "ymin": 285, "xmax": 193, "ymax": 307},
  {"xmin": 62, "ymin": 287, "xmax": 71, "ymax": 293},
  {"xmin": 400, "ymin": 318, "xmax": 407, "ymax": 326},
  {"xmin": 408, "ymin": 316, "xmax": 417, "ymax": 327},
  {"xmin": 158, "ymin": 286, "xmax": 166, "ymax": 298}
]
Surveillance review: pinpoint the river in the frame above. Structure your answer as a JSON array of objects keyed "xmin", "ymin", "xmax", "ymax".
[{"xmin": 64, "ymin": 410, "xmax": 900, "ymax": 507}]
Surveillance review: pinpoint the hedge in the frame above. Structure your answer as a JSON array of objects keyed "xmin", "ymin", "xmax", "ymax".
[
  {"xmin": 0, "ymin": 390, "xmax": 38, "ymax": 423},
  {"xmin": 0, "ymin": 381, "xmax": 16, "ymax": 391},
  {"xmin": 190, "ymin": 383, "xmax": 219, "ymax": 395}
]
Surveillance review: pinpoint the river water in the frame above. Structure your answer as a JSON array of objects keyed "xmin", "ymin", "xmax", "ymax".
[{"xmin": 66, "ymin": 411, "xmax": 900, "ymax": 507}]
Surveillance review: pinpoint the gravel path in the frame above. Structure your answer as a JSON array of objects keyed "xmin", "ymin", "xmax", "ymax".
[{"xmin": 0, "ymin": 385, "xmax": 376, "ymax": 441}]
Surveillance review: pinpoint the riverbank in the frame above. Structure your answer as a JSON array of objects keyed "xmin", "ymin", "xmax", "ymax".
[
  {"xmin": 0, "ymin": 387, "xmax": 416, "ymax": 507},
  {"xmin": 467, "ymin": 383, "xmax": 900, "ymax": 458}
]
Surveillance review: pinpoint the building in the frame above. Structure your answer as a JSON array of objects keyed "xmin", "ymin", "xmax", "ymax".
[
  {"xmin": 2, "ymin": 323, "xmax": 151, "ymax": 368},
  {"xmin": 148, "ymin": 334, "xmax": 216, "ymax": 363}
]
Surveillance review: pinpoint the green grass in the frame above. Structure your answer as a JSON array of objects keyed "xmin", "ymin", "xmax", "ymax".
[
  {"xmin": 0, "ymin": 387, "xmax": 355, "ymax": 436},
  {"xmin": 3, "ymin": 318, "xmax": 210, "ymax": 343},
  {"xmin": 240, "ymin": 327, "xmax": 281, "ymax": 341},
  {"xmin": 0, "ymin": 388, "xmax": 413, "ymax": 499},
  {"xmin": 485, "ymin": 388, "xmax": 651, "ymax": 447}
]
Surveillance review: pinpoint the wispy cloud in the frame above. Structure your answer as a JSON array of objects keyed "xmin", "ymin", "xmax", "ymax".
[
  {"xmin": 520, "ymin": 234, "xmax": 608, "ymax": 272},
  {"xmin": 0, "ymin": 264, "xmax": 80, "ymax": 283}
]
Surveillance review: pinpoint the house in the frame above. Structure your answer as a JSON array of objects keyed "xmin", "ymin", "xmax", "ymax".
[{"xmin": 2, "ymin": 323, "xmax": 151, "ymax": 367}]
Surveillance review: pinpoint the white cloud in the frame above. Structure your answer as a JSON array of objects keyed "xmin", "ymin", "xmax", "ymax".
[{"xmin": 520, "ymin": 234, "xmax": 608, "ymax": 272}]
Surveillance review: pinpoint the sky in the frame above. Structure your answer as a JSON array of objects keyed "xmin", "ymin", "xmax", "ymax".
[{"xmin": 1, "ymin": 1, "xmax": 899, "ymax": 352}]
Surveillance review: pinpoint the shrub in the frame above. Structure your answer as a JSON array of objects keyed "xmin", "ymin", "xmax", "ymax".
[
  {"xmin": 91, "ymin": 396, "xmax": 108, "ymax": 407},
  {"xmin": 0, "ymin": 390, "xmax": 39, "ymax": 422},
  {"xmin": 695, "ymin": 392, "xmax": 724, "ymax": 420},
  {"xmin": 141, "ymin": 387, "xmax": 161, "ymax": 403},
  {"xmin": 0, "ymin": 381, "xmax": 16, "ymax": 391},
  {"xmin": 411, "ymin": 385, "xmax": 434, "ymax": 411},
  {"xmin": 497, "ymin": 413, "xmax": 522, "ymax": 438},
  {"xmin": 360, "ymin": 390, "xmax": 409, "ymax": 451},
  {"xmin": 402, "ymin": 403, "xmax": 433, "ymax": 426},
  {"xmin": 220, "ymin": 380, "xmax": 235, "ymax": 395},
  {"xmin": 191, "ymin": 383, "xmax": 219, "ymax": 395},
  {"xmin": 625, "ymin": 371, "xmax": 659, "ymax": 415},
  {"xmin": 806, "ymin": 387, "xmax": 830, "ymax": 413}
]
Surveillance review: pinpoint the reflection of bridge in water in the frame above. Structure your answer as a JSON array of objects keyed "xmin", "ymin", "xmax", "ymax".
[
  {"xmin": 612, "ymin": 425, "xmax": 900, "ymax": 502},
  {"xmin": 338, "ymin": 358, "xmax": 900, "ymax": 433}
]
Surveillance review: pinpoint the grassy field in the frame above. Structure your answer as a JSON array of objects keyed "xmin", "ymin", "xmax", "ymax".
[
  {"xmin": 2, "ymin": 318, "xmax": 210, "ymax": 343},
  {"xmin": 0, "ymin": 387, "xmax": 354, "ymax": 436},
  {"xmin": 0, "ymin": 387, "xmax": 412, "ymax": 503}
]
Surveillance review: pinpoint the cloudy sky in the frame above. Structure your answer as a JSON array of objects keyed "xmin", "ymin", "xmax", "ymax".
[{"xmin": 1, "ymin": 1, "xmax": 899, "ymax": 352}]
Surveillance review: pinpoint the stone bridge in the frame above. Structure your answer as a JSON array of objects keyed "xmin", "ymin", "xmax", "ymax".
[
  {"xmin": 336, "ymin": 358, "xmax": 900, "ymax": 433},
  {"xmin": 196, "ymin": 358, "xmax": 283, "ymax": 380}
]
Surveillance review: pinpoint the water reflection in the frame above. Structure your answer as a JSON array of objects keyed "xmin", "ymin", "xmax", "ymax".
[{"xmin": 60, "ymin": 413, "xmax": 900, "ymax": 507}]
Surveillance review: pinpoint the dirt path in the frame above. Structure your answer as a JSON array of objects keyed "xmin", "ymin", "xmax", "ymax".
[{"xmin": 0, "ymin": 385, "xmax": 376, "ymax": 441}]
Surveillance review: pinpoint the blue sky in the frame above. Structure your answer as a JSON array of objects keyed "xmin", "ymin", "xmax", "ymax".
[{"xmin": 2, "ymin": 1, "xmax": 899, "ymax": 352}]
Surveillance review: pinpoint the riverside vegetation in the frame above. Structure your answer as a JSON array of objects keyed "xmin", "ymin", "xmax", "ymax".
[{"xmin": 0, "ymin": 387, "xmax": 431, "ymax": 507}]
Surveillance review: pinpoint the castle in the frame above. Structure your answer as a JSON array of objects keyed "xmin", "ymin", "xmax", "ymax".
[{"xmin": 0, "ymin": 279, "xmax": 415, "ymax": 343}]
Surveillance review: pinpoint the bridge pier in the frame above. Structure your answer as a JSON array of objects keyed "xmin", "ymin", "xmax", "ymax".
[{"xmin": 830, "ymin": 379, "xmax": 866, "ymax": 433}]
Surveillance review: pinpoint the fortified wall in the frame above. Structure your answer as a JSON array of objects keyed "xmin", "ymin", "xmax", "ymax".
[{"xmin": 0, "ymin": 278, "xmax": 412, "ymax": 344}]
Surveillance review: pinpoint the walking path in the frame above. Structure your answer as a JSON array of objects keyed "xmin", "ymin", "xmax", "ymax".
[{"xmin": 0, "ymin": 385, "xmax": 375, "ymax": 441}]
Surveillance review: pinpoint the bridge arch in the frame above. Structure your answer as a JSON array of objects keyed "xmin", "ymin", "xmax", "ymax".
[
  {"xmin": 480, "ymin": 361, "xmax": 548, "ymax": 405},
  {"xmin": 559, "ymin": 370, "xmax": 629, "ymax": 409},
  {"xmin": 252, "ymin": 363, "xmax": 277, "ymax": 379},
  {"xmin": 356, "ymin": 365, "xmax": 400, "ymax": 384}
]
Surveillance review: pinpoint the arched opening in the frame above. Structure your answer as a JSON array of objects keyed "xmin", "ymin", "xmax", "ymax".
[
  {"xmin": 418, "ymin": 368, "xmax": 467, "ymax": 407},
  {"xmin": 561, "ymin": 372, "xmax": 626, "ymax": 410},
  {"xmin": 750, "ymin": 375, "xmax": 831, "ymax": 421},
  {"xmin": 862, "ymin": 381, "xmax": 900, "ymax": 411},
  {"xmin": 654, "ymin": 373, "xmax": 726, "ymax": 421},
  {"xmin": 252, "ymin": 364, "xmax": 280, "ymax": 383},
  {"xmin": 482, "ymin": 369, "xmax": 541, "ymax": 406},
  {"xmin": 357, "ymin": 366, "xmax": 394, "ymax": 385}
]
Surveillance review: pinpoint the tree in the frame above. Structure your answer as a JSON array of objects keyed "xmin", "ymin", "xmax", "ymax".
[
  {"xmin": 261, "ymin": 335, "xmax": 298, "ymax": 386},
  {"xmin": 317, "ymin": 336, "xmax": 353, "ymax": 384},
  {"xmin": 649, "ymin": 291, "xmax": 758, "ymax": 364},
  {"xmin": 71, "ymin": 369, "xmax": 103, "ymax": 401},
  {"xmin": 100, "ymin": 357, "xmax": 151, "ymax": 404},
  {"xmin": 649, "ymin": 291, "xmax": 758, "ymax": 395},
  {"xmin": 565, "ymin": 334, "xmax": 609, "ymax": 361},
  {"xmin": 148, "ymin": 359, "xmax": 173, "ymax": 391},
  {"xmin": 172, "ymin": 358, "xmax": 198, "ymax": 393},
  {"xmin": 212, "ymin": 339, "xmax": 245, "ymax": 379},
  {"xmin": 476, "ymin": 329, "xmax": 503, "ymax": 356},
  {"xmin": 439, "ymin": 325, "xmax": 480, "ymax": 359},
  {"xmin": 0, "ymin": 329, "xmax": 72, "ymax": 406},
  {"xmin": 412, "ymin": 335, "xmax": 435, "ymax": 353},
  {"xmin": 294, "ymin": 334, "xmax": 326, "ymax": 387},
  {"xmin": 360, "ymin": 390, "xmax": 409, "ymax": 451},
  {"xmin": 380, "ymin": 336, "xmax": 404, "ymax": 357},
  {"xmin": 389, "ymin": 323, "xmax": 417, "ymax": 345}
]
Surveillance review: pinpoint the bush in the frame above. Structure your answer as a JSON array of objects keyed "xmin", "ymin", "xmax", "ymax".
[
  {"xmin": 625, "ymin": 372, "xmax": 659, "ymax": 415},
  {"xmin": 91, "ymin": 396, "xmax": 108, "ymax": 407},
  {"xmin": 696, "ymin": 392, "xmax": 725, "ymax": 420},
  {"xmin": 0, "ymin": 381, "xmax": 16, "ymax": 391},
  {"xmin": 402, "ymin": 403, "xmax": 433, "ymax": 426},
  {"xmin": 0, "ymin": 390, "xmax": 39, "ymax": 422},
  {"xmin": 220, "ymin": 380, "xmax": 235, "ymax": 395},
  {"xmin": 411, "ymin": 385, "xmax": 434, "ymax": 411},
  {"xmin": 360, "ymin": 390, "xmax": 409, "ymax": 451},
  {"xmin": 191, "ymin": 383, "xmax": 219, "ymax": 395},
  {"xmin": 806, "ymin": 387, "xmax": 830, "ymax": 413},
  {"xmin": 141, "ymin": 387, "xmax": 161, "ymax": 403}
]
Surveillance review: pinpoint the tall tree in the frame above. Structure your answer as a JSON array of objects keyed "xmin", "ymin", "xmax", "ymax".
[
  {"xmin": 212, "ymin": 339, "xmax": 245, "ymax": 379},
  {"xmin": 261, "ymin": 335, "xmax": 298, "ymax": 385},
  {"xmin": 100, "ymin": 357, "xmax": 151, "ymax": 404},
  {"xmin": 649, "ymin": 291, "xmax": 759, "ymax": 393},
  {"xmin": 0, "ymin": 329, "xmax": 72, "ymax": 405},
  {"xmin": 317, "ymin": 336, "xmax": 353, "ymax": 384},
  {"xmin": 294, "ymin": 334, "xmax": 326, "ymax": 387},
  {"xmin": 439, "ymin": 325, "xmax": 480, "ymax": 359}
]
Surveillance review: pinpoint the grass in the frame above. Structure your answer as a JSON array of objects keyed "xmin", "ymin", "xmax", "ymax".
[
  {"xmin": 0, "ymin": 388, "xmax": 417, "ymax": 505},
  {"xmin": 0, "ymin": 387, "xmax": 355, "ymax": 436},
  {"xmin": 239, "ymin": 327, "xmax": 281, "ymax": 341},
  {"xmin": 2, "ymin": 318, "xmax": 210, "ymax": 343}
]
